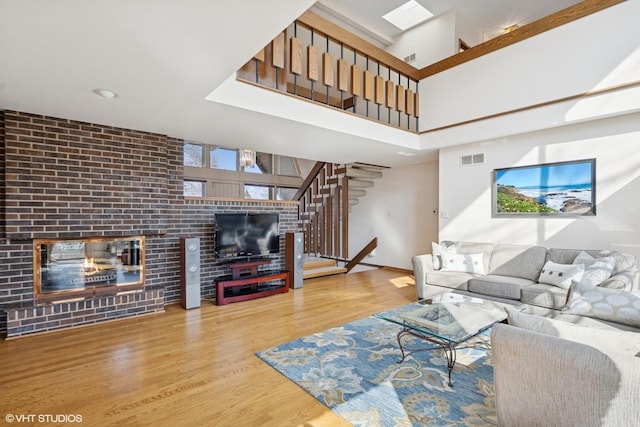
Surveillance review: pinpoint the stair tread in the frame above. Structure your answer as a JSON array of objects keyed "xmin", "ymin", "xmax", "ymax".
[
  {"xmin": 303, "ymin": 266, "xmax": 348, "ymax": 279},
  {"xmin": 303, "ymin": 259, "xmax": 337, "ymax": 270},
  {"xmin": 346, "ymin": 167, "xmax": 383, "ymax": 179}
]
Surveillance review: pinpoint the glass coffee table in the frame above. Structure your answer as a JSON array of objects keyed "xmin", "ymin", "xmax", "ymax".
[{"xmin": 374, "ymin": 293, "xmax": 518, "ymax": 386}]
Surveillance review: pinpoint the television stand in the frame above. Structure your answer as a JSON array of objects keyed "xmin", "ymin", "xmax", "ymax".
[{"xmin": 216, "ymin": 260, "xmax": 289, "ymax": 305}]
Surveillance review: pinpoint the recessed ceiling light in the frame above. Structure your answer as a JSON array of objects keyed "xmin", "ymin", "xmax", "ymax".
[
  {"xmin": 383, "ymin": 0, "xmax": 434, "ymax": 31},
  {"xmin": 93, "ymin": 88, "xmax": 117, "ymax": 99},
  {"xmin": 396, "ymin": 150, "xmax": 416, "ymax": 157}
]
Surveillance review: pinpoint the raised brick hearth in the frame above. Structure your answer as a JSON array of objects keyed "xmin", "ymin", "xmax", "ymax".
[{"xmin": 0, "ymin": 111, "xmax": 299, "ymax": 337}]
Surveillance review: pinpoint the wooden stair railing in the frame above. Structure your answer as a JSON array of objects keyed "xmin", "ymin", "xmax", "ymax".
[
  {"xmin": 345, "ymin": 237, "xmax": 377, "ymax": 272},
  {"xmin": 296, "ymin": 161, "xmax": 349, "ymax": 259}
]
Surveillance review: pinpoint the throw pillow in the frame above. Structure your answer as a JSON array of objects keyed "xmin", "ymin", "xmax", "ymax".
[
  {"xmin": 572, "ymin": 251, "xmax": 616, "ymax": 286},
  {"xmin": 504, "ymin": 305, "xmax": 640, "ymax": 356},
  {"xmin": 564, "ymin": 281, "xmax": 640, "ymax": 328},
  {"xmin": 431, "ymin": 242, "xmax": 457, "ymax": 270},
  {"xmin": 538, "ymin": 261, "xmax": 585, "ymax": 290},
  {"xmin": 440, "ymin": 252, "xmax": 485, "ymax": 275}
]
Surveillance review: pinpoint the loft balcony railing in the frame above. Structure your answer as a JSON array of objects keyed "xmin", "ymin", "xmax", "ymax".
[
  {"xmin": 235, "ymin": 2, "xmax": 619, "ymax": 133},
  {"xmin": 237, "ymin": 11, "xmax": 421, "ymax": 132}
]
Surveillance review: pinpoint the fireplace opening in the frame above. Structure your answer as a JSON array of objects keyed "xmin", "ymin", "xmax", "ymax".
[{"xmin": 34, "ymin": 236, "xmax": 145, "ymax": 304}]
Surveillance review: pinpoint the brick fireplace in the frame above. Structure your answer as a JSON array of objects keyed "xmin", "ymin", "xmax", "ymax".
[{"xmin": 0, "ymin": 111, "xmax": 299, "ymax": 337}]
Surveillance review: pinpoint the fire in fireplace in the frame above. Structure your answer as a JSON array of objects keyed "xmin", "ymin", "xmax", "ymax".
[{"xmin": 33, "ymin": 236, "xmax": 145, "ymax": 304}]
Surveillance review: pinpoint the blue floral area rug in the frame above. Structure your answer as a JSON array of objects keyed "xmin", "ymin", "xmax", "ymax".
[{"xmin": 257, "ymin": 315, "xmax": 496, "ymax": 426}]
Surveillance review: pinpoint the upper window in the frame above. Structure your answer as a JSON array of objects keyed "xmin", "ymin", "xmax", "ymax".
[
  {"xmin": 245, "ymin": 153, "xmax": 273, "ymax": 174},
  {"xmin": 244, "ymin": 184, "xmax": 271, "ymax": 200},
  {"xmin": 276, "ymin": 155, "xmax": 298, "ymax": 177},
  {"xmin": 210, "ymin": 147, "xmax": 237, "ymax": 171},
  {"xmin": 276, "ymin": 187, "xmax": 298, "ymax": 201},
  {"xmin": 184, "ymin": 143, "xmax": 204, "ymax": 167},
  {"xmin": 184, "ymin": 180, "xmax": 205, "ymax": 197}
]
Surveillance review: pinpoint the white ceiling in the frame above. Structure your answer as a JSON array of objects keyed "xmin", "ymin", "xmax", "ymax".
[
  {"xmin": 315, "ymin": 0, "xmax": 582, "ymax": 46},
  {"xmin": 0, "ymin": 0, "xmax": 582, "ymax": 167}
]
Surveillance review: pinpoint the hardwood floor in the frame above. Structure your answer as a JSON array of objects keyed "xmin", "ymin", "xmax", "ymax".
[{"xmin": 1, "ymin": 268, "xmax": 416, "ymax": 426}]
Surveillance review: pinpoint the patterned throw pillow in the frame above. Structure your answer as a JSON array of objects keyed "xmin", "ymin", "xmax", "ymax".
[
  {"xmin": 440, "ymin": 253, "xmax": 485, "ymax": 275},
  {"xmin": 538, "ymin": 261, "xmax": 585, "ymax": 289},
  {"xmin": 565, "ymin": 281, "xmax": 640, "ymax": 328},
  {"xmin": 572, "ymin": 251, "xmax": 616, "ymax": 286},
  {"xmin": 431, "ymin": 242, "xmax": 457, "ymax": 270}
]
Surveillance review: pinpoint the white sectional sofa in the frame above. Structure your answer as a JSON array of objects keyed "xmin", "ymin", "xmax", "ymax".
[
  {"xmin": 412, "ymin": 241, "xmax": 638, "ymax": 311},
  {"xmin": 492, "ymin": 307, "xmax": 640, "ymax": 426},
  {"xmin": 412, "ymin": 241, "xmax": 640, "ymax": 425}
]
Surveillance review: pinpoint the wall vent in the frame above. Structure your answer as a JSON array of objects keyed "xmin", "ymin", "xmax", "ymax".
[
  {"xmin": 460, "ymin": 153, "xmax": 485, "ymax": 166},
  {"xmin": 404, "ymin": 53, "xmax": 416, "ymax": 63}
]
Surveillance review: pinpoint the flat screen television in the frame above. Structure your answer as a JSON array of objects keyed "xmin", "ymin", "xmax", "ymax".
[{"xmin": 214, "ymin": 213, "xmax": 280, "ymax": 258}]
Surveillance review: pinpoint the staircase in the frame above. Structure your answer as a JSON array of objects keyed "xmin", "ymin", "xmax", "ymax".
[
  {"xmin": 345, "ymin": 163, "xmax": 385, "ymax": 209},
  {"xmin": 294, "ymin": 162, "xmax": 384, "ymax": 280},
  {"xmin": 302, "ymin": 255, "xmax": 348, "ymax": 280}
]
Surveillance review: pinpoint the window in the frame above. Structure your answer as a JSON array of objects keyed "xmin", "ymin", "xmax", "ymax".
[
  {"xmin": 184, "ymin": 180, "xmax": 205, "ymax": 197},
  {"xmin": 276, "ymin": 187, "xmax": 298, "ymax": 201},
  {"xmin": 244, "ymin": 184, "xmax": 271, "ymax": 200},
  {"xmin": 210, "ymin": 147, "xmax": 237, "ymax": 171},
  {"xmin": 276, "ymin": 155, "xmax": 298, "ymax": 176},
  {"xmin": 244, "ymin": 153, "xmax": 273, "ymax": 174},
  {"xmin": 184, "ymin": 143, "xmax": 204, "ymax": 167}
]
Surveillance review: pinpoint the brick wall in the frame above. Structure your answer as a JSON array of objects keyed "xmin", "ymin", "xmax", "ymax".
[{"xmin": 0, "ymin": 111, "xmax": 300, "ymax": 337}]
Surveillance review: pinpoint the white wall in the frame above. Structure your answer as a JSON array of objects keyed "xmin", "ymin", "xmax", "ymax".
[
  {"xmin": 455, "ymin": 11, "xmax": 482, "ymax": 49},
  {"xmin": 349, "ymin": 161, "xmax": 439, "ymax": 270},
  {"xmin": 419, "ymin": 1, "xmax": 640, "ymax": 142},
  {"xmin": 385, "ymin": 11, "xmax": 456, "ymax": 68},
  {"xmin": 438, "ymin": 112, "xmax": 640, "ymax": 262}
]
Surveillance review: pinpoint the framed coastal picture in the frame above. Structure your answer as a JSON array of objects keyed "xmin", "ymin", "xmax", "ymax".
[{"xmin": 493, "ymin": 158, "xmax": 596, "ymax": 216}]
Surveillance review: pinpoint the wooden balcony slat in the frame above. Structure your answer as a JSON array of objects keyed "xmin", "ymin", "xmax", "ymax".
[
  {"xmin": 322, "ymin": 52, "xmax": 334, "ymax": 87},
  {"xmin": 406, "ymin": 89, "xmax": 414, "ymax": 116},
  {"xmin": 272, "ymin": 32, "xmax": 285, "ymax": 69},
  {"xmin": 307, "ymin": 45, "xmax": 319, "ymax": 81},
  {"xmin": 351, "ymin": 65, "xmax": 362, "ymax": 97},
  {"xmin": 337, "ymin": 59, "xmax": 349, "ymax": 92},
  {"xmin": 396, "ymin": 84, "xmax": 405, "ymax": 113},
  {"xmin": 363, "ymin": 70, "xmax": 374, "ymax": 101},
  {"xmin": 386, "ymin": 80, "xmax": 395, "ymax": 108},
  {"xmin": 290, "ymin": 37, "xmax": 302, "ymax": 75},
  {"xmin": 374, "ymin": 75, "xmax": 384, "ymax": 105}
]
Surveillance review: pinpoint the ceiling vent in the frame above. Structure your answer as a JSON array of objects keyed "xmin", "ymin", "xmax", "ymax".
[
  {"xmin": 460, "ymin": 153, "xmax": 485, "ymax": 166},
  {"xmin": 404, "ymin": 53, "xmax": 416, "ymax": 63}
]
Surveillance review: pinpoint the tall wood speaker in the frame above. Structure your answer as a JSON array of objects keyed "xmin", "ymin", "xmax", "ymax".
[
  {"xmin": 180, "ymin": 237, "xmax": 201, "ymax": 309},
  {"xmin": 286, "ymin": 232, "xmax": 304, "ymax": 289}
]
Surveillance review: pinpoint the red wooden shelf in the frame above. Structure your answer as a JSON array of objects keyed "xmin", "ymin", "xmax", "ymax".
[{"xmin": 216, "ymin": 270, "xmax": 289, "ymax": 306}]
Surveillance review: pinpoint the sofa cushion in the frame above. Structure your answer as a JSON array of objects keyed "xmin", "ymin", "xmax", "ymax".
[
  {"xmin": 548, "ymin": 248, "xmax": 634, "ymax": 276},
  {"xmin": 426, "ymin": 271, "xmax": 473, "ymax": 290},
  {"xmin": 573, "ymin": 251, "xmax": 616, "ymax": 286},
  {"xmin": 554, "ymin": 313, "xmax": 640, "ymax": 333},
  {"xmin": 431, "ymin": 241, "xmax": 457, "ymax": 270},
  {"xmin": 440, "ymin": 252, "xmax": 485, "ymax": 275},
  {"xmin": 504, "ymin": 306, "xmax": 640, "ymax": 356},
  {"xmin": 565, "ymin": 282, "xmax": 640, "ymax": 328},
  {"xmin": 441, "ymin": 241, "xmax": 494, "ymax": 275},
  {"xmin": 538, "ymin": 261, "xmax": 585, "ymax": 289},
  {"xmin": 520, "ymin": 283, "xmax": 569, "ymax": 310},
  {"xmin": 488, "ymin": 244, "xmax": 547, "ymax": 281},
  {"xmin": 468, "ymin": 275, "xmax": 535, "ymax": 300}
]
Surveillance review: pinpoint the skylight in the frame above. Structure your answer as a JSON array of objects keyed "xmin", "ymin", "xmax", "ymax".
[{"xmin": 382, "ymin": 0, "xmax": 434, "ymax": 31}]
